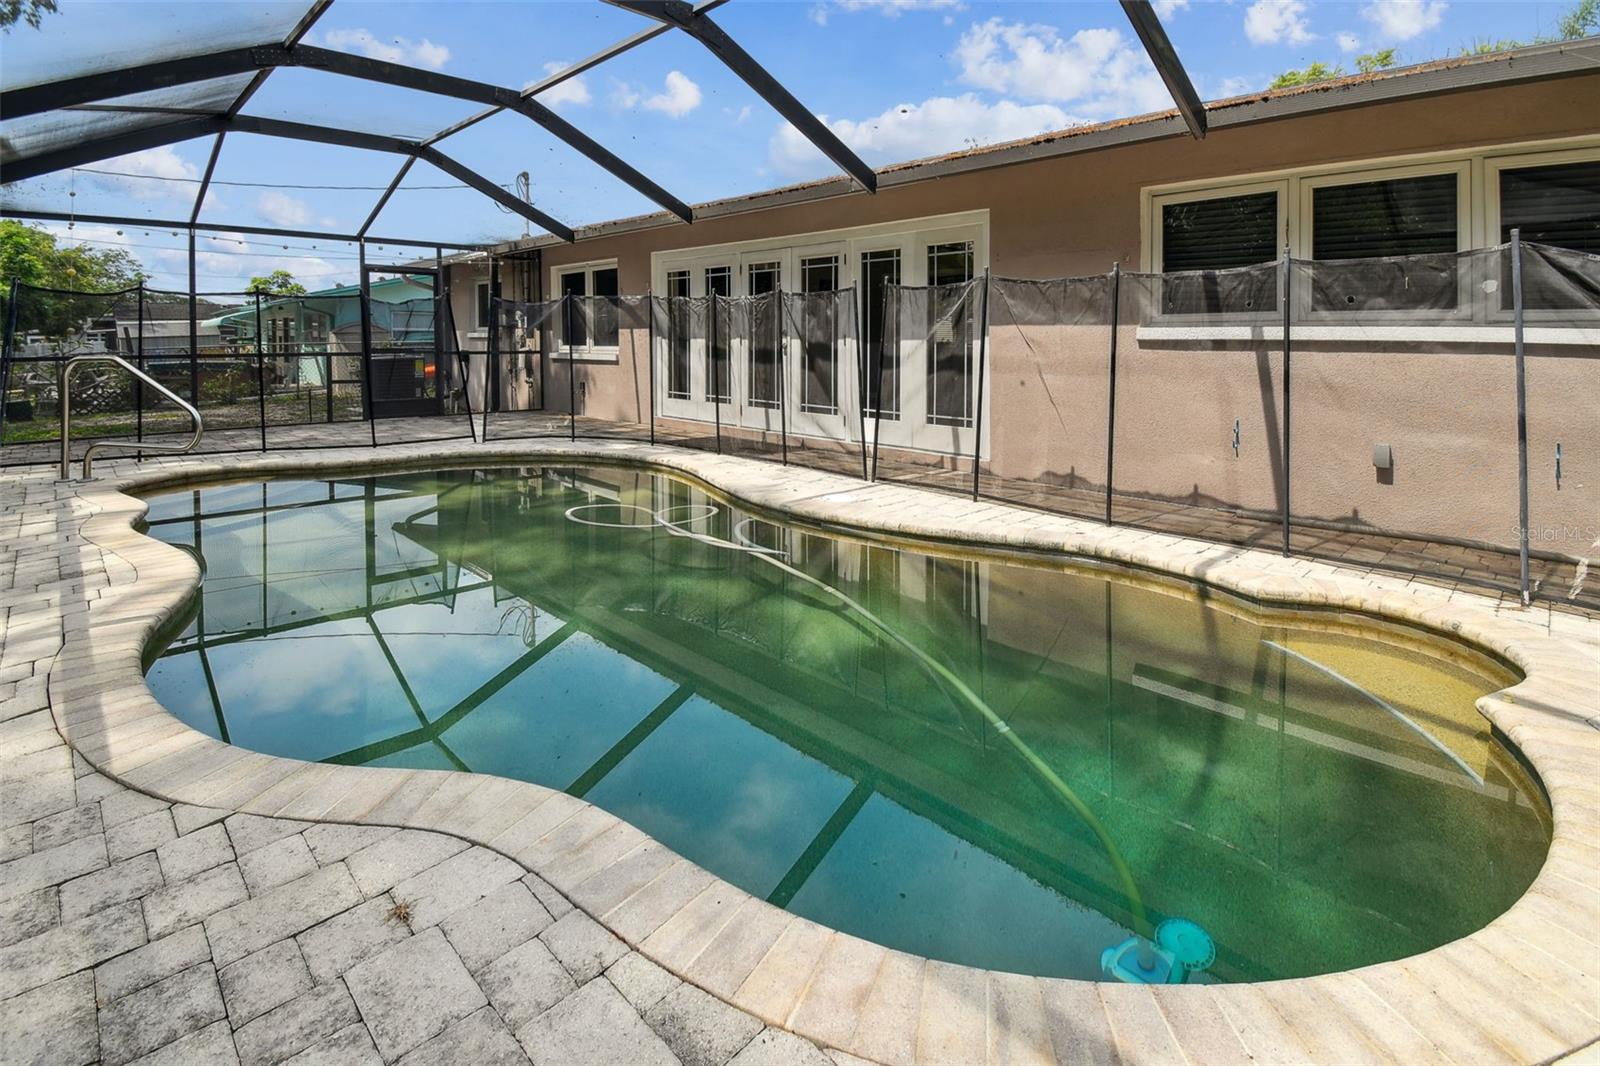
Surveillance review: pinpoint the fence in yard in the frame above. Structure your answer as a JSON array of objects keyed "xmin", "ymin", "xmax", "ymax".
[{"xmin": 6, "ymin": 238, "xmax": 1595, "ymax": 608}]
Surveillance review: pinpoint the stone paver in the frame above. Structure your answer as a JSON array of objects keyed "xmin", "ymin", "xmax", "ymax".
[
  {"xmin": 2, "ymin": 440, "xmax": 1598, "ymax": 1066},
  {"xmin": 342, "ymin": 927, "xmax": 486, "ymax": 1062}
]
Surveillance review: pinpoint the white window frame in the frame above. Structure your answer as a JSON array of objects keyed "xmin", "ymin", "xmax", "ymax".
[
  {"xmin": 1297, "ymin": 160, "xmax": 1472, "ymax": 324},
  {"xmin": 472, "ymin": 281, "xmax": 490, "ymax": 334},
  {"xmin": 650, "ymin": 209, "xmax": 991, "ymax": 456},
  {"xmin": 1138, "ymin": 134, "xmax": 1600, "ymax": 343},
  {"xmin": 549, "ymin": 259, "xmax": 621, "ymax": 363},
  {"xmin": 1485, "ymin": 144, "xmax": 1600, "ymax": 326},
  {"xmin": 1148, "ymin": 179, "xmax": 1288, "ymax": 323}
]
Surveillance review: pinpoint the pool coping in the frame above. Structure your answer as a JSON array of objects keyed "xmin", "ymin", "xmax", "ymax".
[{"xmin": 26, "ymin": 439, "xmax": 1600, "ymax": 1066}]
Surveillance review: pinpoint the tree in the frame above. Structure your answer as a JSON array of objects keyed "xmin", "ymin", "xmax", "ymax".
[
  {"xmin": 246, "ymin": 270, "xmax": 306, "ymax": 296},
  {"xmin": 1, "ymin": 221, "xmax": 145, "ymax": 342},
  {"xmin": 1356, "ymin": 49, "xmax": 1397, "ymax": 73},
  {"xmin": 1270, "ymin": 62, "xmax": 1343, "ymax": 89},
  {"xmin": 0, "ymin": 0, "xmax": 58, "ymax": 31},
  {"xmin": 1556, "ymin": 0, "xmax": 1599, "ymax": 39}
]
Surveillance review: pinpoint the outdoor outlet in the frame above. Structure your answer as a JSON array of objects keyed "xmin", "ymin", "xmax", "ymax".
[{"xmin": 1373, "ymin": 444, "xmax": 1393, "ymax": 470}]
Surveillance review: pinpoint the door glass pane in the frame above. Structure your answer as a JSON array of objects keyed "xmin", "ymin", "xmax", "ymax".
[
  {"xmin": 926, "ymin": 242, "xmax": 974, "ymax": 427},
  {"xmin": 800, "ymin": 255, "xmax": 838, "ymax": 414},
  {"xmin": 862, "ymin": 249, "xmax": 901, "ymax": 420},
  {"xmin": 593, "ymin": 267, "xmax": 619, "ymax": 348},
  {"xmin": 667, "ymin": 270, "xmax": 691, "ymax": 400},
  {"xmin": 706, "ymin": 266, "xmax": 732, "ymax": 403},
  {"xmin": 560, "ymin": 271, "xmax": 587, "ymax": 350},
  {"xmin": 748, "ymin": 262, "xmax": 781, "ymax": 409}
]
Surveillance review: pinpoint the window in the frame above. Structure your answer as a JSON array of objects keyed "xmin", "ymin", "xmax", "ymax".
[
  {"xmin": 1499, "ymin": 159, "xmax": 1600, "ymax": 312},
  {"xmin": 861, "ymin": 249, "xmax": 901, "ymax": 420},
  {"xmin": 926, "ymin": 241, "xmax": 975, "ymax": 427},
  {"xmin": 1158, "ymin": 190, "xmax": 1280, "ymax": 315},
  {"xmin": 474, "ymin": 282, "xmax": 490, "ymax": 330},
  {"xmin": 747, "ymin": 261, "xmax": 781, "ymax": 409},
  {"xmin": 666, "ymin": 270, "xmax": 691, "ymax": 400},
  {"xmin": 1309, "ymin": 172, "xmax": 1461, "ymax": 312},
  {"xmin": 552, "ymin": 261, "xmax": 619, "ymax": 358},
  {"xmin": 1499, "ymin": 159, "xmax": 1600, "ymax": 253},
  {"xmin": 799, "ymin": 255, "xmax": 838, "ymax": 414}
]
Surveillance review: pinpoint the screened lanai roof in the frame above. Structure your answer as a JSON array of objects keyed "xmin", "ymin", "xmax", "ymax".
[
  {"xmin": 0, "ymin": 0, "xmax": 1211, "ymax": 249},
  {"xmin": 5, "ymin": 1, "xmax": 1591, "ymax": 256}
]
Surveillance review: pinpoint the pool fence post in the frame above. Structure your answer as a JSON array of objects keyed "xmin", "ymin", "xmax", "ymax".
[
  {"xmin": 484, "ymin": 254, "xmax": 499, "ymax": 442},
  {"xmin": 1105, "ymin": 263, "xmax": 1120, "ymax": 526},
  {"xmin": 135, "ymin": 281, "xmax": 146, "ymax": 453},
  {"xmin": 870, "ymin": 283, "xmax": 887, "ymax": 483},
  {"xmin": 853, "ymin": 285, "xmax": 868, "ymax": 480},
  {"xmin": 972, "ymin": 268, "xmax": 991, "ymax": 501},
  {"xmin": 777, "ymin": 291, "xmax": 789, "ymax": 466},
  {"xmin": 254, "ymin": 289, "xmax": 267, "ymax": 452},
  {"xmin": 565, "ymin": 289, "xmax": 577, "ymax": 442},
  {"xmin": 187, "ymin": 228, "xmax": 200, "ymax": 411},
  {"xmin": 1511, "ymin": 228, "xmax": 1532, "ymax": 606},
  {"xmin": 1281, "ymin": 245, "xmax": 1292, "ymax": 557},
  {"xmin": 647, "ymin": 289, "xmax": 656, "ymax": 445},
  {"xmin": 359, "ymin": 240, "xmax": 377, "ymax": 448},
  {"xmin": 711, "ymin": 293, "xmax": 723, "ymax": 455},
  {"xmin": 0, "ymin": 278, "xmax": 18, "ymax": 444}
]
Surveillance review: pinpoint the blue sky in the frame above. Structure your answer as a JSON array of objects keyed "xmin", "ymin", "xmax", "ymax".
[{"xmin": 0, "ymin": 0, "xmax": 1578, "ymax": 291}]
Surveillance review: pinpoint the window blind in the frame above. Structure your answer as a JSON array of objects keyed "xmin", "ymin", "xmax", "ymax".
[
  {"xmin": 1161, "ymin": 192, "xmax": 1277, "ymax": 272},
  {"xmin": 1500, "ymin": 160, "xmax": 1600, "ymax": 254},
  {"xmin": 1311, "ymin": 173, "xmax": 1458, "ymax": 260}
]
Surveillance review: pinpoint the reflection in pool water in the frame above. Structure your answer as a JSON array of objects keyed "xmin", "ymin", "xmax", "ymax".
[{"xmin": 140, "ymin": 466, "xmax": 1549, "ymax": 982}]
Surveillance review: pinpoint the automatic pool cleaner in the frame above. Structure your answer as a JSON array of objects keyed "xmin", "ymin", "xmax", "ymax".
[
  {"xmin": 567, "ymin": 501, "xmax": 1217, "ymax": 986},
  {"xmin": 1102, "ymin": 917, "xmax": 1216, "ymax": 984}
]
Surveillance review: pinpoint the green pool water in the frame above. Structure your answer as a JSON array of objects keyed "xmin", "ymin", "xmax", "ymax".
[{"xmin": 139, "ymin": 464, "xmax": 1549, "ymax": 983}]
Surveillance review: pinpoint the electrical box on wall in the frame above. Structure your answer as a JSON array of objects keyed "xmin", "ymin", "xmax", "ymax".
[{"xmin": 1373, "ymin": 444, "xmax": 1393, "ymax": 470}]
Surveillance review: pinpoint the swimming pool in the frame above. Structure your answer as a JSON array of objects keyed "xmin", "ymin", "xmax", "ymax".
[{"xmin": 139, "ymin": 463, "xmax": 1549, "ymax": 983}]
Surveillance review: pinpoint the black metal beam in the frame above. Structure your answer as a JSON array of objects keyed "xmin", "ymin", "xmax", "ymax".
[
  {"xmin": 226, "ymin": 0, "xmax": 333, "ymax": 118},
  {"xmin": 287, "ymin": 45, "xmax": 692, "ymax": 223},
  {"xmin": 1, "ymin": 47, "xmax": 265, "ymax": 119},
  {"xmin": 359, "ymin": 157, "xmax": 416, "ymax": 239},
  {"xmin": 0, "ymin": 208, "xmax": 490, "ymax": 250},
  {"xmin": 607, "ymin": 0, "xmax": 878, "ymax": 193},
  {"xmin": 418, "ymin": 0, "xmax": 729, "ymax": 148},
  {"xmin": 188, "ymin": 133, "xmax": 226, "ymax": 225},
  {"xmin": 5, "ymin": 32, "xmax": 690, "ymax": 227},
  {"xmin": 1, "ymin": 110, "xmax": 574, "ymax": 241},
  {"xmin": 1119, "ymin": 0, "xmax": 1207, "ymax": 139},
  {"xmin": 0, "ymin": 116, "xmax": 224, "ymax": 184},
  {"xmin": 416, "ymin": 147, "xmax": 575, "ymax": 242}
]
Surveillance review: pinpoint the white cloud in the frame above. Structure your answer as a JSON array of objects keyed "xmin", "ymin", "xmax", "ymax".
[
  {"xmin": 615, "ymin": 71, "xmax": 703, "ymax": 118},
  {"xmin": 1153, "ymin": 0, "xmax": 1190, "ymax": 18},
  {"xmin": 1361, "ymin": 0, "xmax": 1446, "ymax": 41},
  {"xmin": 727, "ymin": 104, "xmax": 753, "ymax": 124},
  {"xmin": 86, "ymin": 146, "xmax": 198, "ymax": 201},
  {"xmin": 954, "ymin": 19, "xmax": 1171, "ymax": 118},
  {"xmin": 533, "ymin": 61, "xmax": 591, "ymax": 108},
  {"xmin": 770, "ymin": 94, "xmax": 1074, "ymax": 174},
  {"xmin": 1244, "ymin": 0, "xmax": 1315, "ymax": 45},
  {"xmin": 836, "ymin": 0, "xmax": 964, "ymax": 15},
  {"xmin": 320, "ymin": 28, "xmax": 450, "ymax": 70},
  {"xmin": 1211, "ymin": 75, "xmax": 1256, "ymax": 99},
  {"xmin": 256, "ymin": 191, "xmax": 312, "ymax": 228},
  {"xmin": 1337, "ymin": 31, "xmax": 1363, "ymax": 51}
]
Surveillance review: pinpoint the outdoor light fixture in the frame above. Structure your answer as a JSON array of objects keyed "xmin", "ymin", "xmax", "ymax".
[{"xmin": 1374, "ymin": 444, "xmax": 1393, "ymax": 470}]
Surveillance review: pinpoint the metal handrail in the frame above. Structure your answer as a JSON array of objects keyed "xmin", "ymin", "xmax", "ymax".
[{"xmin": 60, "ymin": 355, "xmax": 204, "ymax": 480}]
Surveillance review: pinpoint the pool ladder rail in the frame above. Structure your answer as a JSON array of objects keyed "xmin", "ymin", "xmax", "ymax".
[{"xmin": 59, "ymin": 354, "xmax": 205, "ymax": 480}]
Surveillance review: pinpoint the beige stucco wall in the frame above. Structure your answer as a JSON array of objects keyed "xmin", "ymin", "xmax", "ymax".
[{"xmin": 472, "ymin": 74, "xmax": 1600, "ymax": 559}]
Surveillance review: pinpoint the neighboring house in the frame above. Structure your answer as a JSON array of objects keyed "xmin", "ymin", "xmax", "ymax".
[{"xmin": 211, "ymin": 275, "xmax": 437, "ymax": 387}]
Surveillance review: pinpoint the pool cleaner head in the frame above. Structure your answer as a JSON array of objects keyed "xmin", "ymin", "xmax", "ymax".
[{"xmin": 1101, "ymin": 918, "xmax": 1215, "ymax": 984}]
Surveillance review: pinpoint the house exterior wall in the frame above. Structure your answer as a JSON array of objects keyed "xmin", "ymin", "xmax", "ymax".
[{"xmin": 487, "ymin": 73, "xmax": 1600, "ymax": 557}]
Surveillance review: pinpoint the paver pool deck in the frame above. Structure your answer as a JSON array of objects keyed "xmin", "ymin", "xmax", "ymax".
[{"xmin": 2, "ymin": 439, "xmax": 1597, "ymax": 1065}]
